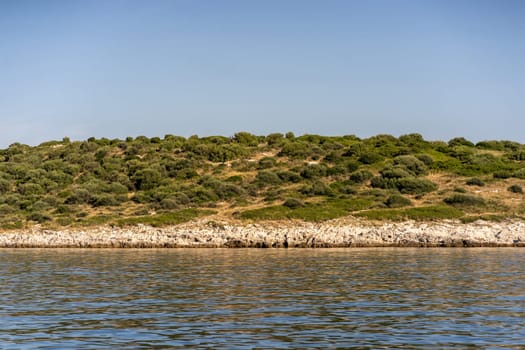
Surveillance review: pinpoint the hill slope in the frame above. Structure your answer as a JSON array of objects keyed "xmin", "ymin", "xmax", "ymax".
[{"xmin": 0, "ymin": 132, "xmax": 524, "ymax": 229}]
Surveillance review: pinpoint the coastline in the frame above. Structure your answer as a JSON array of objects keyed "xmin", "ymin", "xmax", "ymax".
[{"xmin": 0, "ymin": 217, "xmax": 524, "ymax": 248}]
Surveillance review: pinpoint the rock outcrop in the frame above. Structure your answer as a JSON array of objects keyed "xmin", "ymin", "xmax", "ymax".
[{"xmin": 0, "ymin": 218, "xmax": 524, "ymax": 248}]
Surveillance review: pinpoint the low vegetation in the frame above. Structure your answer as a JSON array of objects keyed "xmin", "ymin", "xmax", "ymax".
[{"xmin": 0, "ymin": 132, "xmax": 524, "ymax": 229}]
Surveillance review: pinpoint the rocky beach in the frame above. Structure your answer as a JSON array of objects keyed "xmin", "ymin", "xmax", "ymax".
[{"xmin": 1, "ymin": 218, "xmax": 524, "ymax": 248}]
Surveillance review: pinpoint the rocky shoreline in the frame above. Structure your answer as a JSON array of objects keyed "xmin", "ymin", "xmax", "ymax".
[{"xmin": 0, "ymin": 217, "xmax": 524, "ymax": 248}]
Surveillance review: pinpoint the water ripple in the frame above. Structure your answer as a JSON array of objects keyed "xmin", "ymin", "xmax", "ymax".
[{"xmin": 0, "ymin": 248, "xmax": 524, "ymax": 348}]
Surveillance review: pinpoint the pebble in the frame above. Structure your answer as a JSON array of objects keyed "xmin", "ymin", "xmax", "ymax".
[{"xmin": 0, "ymin": 218, "xmax": 524, "ymax": 248}]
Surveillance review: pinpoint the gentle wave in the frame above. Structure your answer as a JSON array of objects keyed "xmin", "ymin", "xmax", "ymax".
[{"xmin": 0, "ymin": 248, "xmax": 524, "ymax": 348}]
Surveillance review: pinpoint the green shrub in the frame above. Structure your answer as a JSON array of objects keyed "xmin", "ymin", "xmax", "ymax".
[
  {"xmin": 323, "ymin": 151, "xmax": 344, "ymax": 163},
  {"xmin": 466, "ymin": 178, "xmax": 485, "ymax": 187},
  {"xmin": 358, "ymin": 152, "xmax": 383, "ymax": 164},
  {"xmin": 444, "ymin": 194, "xmax": 485, "ymax": 207},
  {"xmin": 160, "ymin": 198, "xmax": 179, "ymax": 209},
  {"xmin": 283, "ymin": 198, "xmax": 305, "ymax": 208},
  {"xmin": 325, "ymin": 165, "xmax": 348, "ymax": 176},
  {"xmin": 0, "ymin": 178, "xmax": 12, "ymax": 193},
  {"xmin": 371, "ymin": 176, "xmax": 437, "ymax": 195},
  {"xmin": 255, "ymin": 170, "xmax": 282, "ymax": 186},
  {"xmin": 132, "ymin": 168, "xmax": 163, "ymax": 190},
  {"xmin": 345, "ymin": 161, "xmax": 360, "ymax": 173},
  {"xmin": 300, "ymin": 181, "xmax": 332, "ymax": 196},
  {"xmin": 396, "ymin": 178, "xmax": 438, "ymax": 195},
  {"xmin": 266, "ymin": 133, "xmax": 284, "ymax": 146},
  {"xmin": 65, "ymin": 188, "xmax": 91, "ymax": 204},
  {"xmin": 233, "ymin": 131, "xmax": 258, "ymax": 146},
  {"xmin": 513, "ymin": 168, "xmax": 525, "ymax": 179},
  {"xmin": 393, "ymin": 155, "xmax": 428, "ymax": 176},
  {"xmin": 476, "ymin": 140, "xmax": 506, "ymax": 151},
  {"xmin": 508, "ymin": 150, "xmax": 525, "ymax": 161},
  {"xmin": 493, "ymin": 170, "xmax": 513, "ymax": 179},
  {"xmin": 0, "ymin": 203, "xmax": 15, "ymax": 215},
  {"xmin": 385, "ymin": 194, "xmax": 412, "ymax": 208},
  {"xmin": 89, "ymin": 193, "xmax": 122, "ymax": 207},
  {"xmin": 508, "ymin": 185, "xmax": 523, "ymax": 194},
  {"xmin": 448, "ymin": 137, "xmax": 474, "ymax": 147},
  {"xmin": 27, "ymin": 212, "xmax": 52, "ymax": 223},
  {"xmin": 349, "ymin": 170, "xmax": 373, "ymax": 183},
  {"xmin": 300, "ymin": 164, "xmax": 327, "ymax": 179},
  {"xmin": 17, "ymin": 182, "xmax": 44, "ymax": 195},
  {"xmin": 278, "ymin": 142, "xmax": 313, "ymax": 159},
  {"xmin": 416, "ymin": 154, "xmax": 434, "ymax": 166},
  {"xmin": 277, "ymin": 170, "xmax": 301, "ymax": 183},
  {"xmin": 258, "ymin": 157, "xmax": 277, "ymax": 169},
  {"xmin": 370, "ymin": 176, "xmax": 397, "ymax": 189},
  {"xmin": 380, "ymin": 166, "xmax": 412, "ymax": 179}
]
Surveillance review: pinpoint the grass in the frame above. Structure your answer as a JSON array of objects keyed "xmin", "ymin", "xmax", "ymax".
[
  {"xmin": 355, "ymin": 205, "xmax": 464, "ymax": 221},
  {"xmin": 459, "ymin": 214, "xmax": 510, "ymax": 223},
  {"xmin": 238, "ymin": 198, "xmax": 374, "ymax": 221},
  {"xmin": 114, "ymin": 209, "xmax": 216, "ymax": 227}
]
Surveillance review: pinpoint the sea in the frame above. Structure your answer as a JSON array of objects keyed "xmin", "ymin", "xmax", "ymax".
[{"xmin": 0, "ymin": 248, "xmax": 524, "ymax": 348}]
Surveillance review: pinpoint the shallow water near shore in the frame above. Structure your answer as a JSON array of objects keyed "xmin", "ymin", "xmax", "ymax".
[{"xmin": 0, "ymin": 248, "xmax": 524, "ymax": 348}]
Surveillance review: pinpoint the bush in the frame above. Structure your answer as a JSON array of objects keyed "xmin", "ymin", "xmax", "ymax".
[
  {"xmin": 345, "ymin": 161, "xmax": 360, "ymax": 173},
  {"xmin": 278, "ymin": 142, "xmax": 312, "ymax": 159},
  {"xmin": 160, "ymin": 198, "xmax": 179, "ymax": 209},
  {"xmin": 466, "ymin": 178, "xmax": 485, "ymax": 187},
  {"xmin": 132, "ymin": 168, "xmax": 163, "ymax": 191},
  {"xmin": 416, "ymin": 154, "xmax": 434, "ymax": 166},
  {"xmin": 508, "ymin": 150, "xmax": 525, "ymax": 161},
  {"xmin": 380, "ymin": 166, "xmax": 412, "ymax": 179},
  {"xmin": 395, "ymin": 178, "xmax": 438, "ymax": 195},
  {"xmin": 255, "ymin": 171, "xmax": 282, "ymax": 186},
  {"xmin": 358, "ymin": 152, "xmax": 383, "ymax": 164},
  {"xmin": 371, "ymin": 176, "xmax": 437, "ymax": 195},
  {"xmin": 385, "ymin": 194, "xmax": 412, "ymax": 208},
  {"xmin": 283, "ymin": 198, "xmax": 305, "ymax": 208},
  {"xmin": 65, "ymin": 188, "xmax": 92, "ymax": 204},
  {"xmin": 258, "ymin": 157, "xmax": 277, "ymax": 169},
  {"xmin": 448, "ymin": 137, "xmax": 474, "ymax": 147},
  {"xmin": 17, "ymin": 182, "xmax": 44, "ymax": 196},
  {"xmin": 89, "ymin": 193, "xmax": 122, "ymax": 207},
  {"xmin": 393, "ymin": 155, "xmax": 428, "ymax": 176},
  {"xmin": 277, "ymin": 171, "xmax": 301, "ymax": 183},
  {"xmin": 27, "ymin": 212, "xmax": 52, "ymax": 223},
  {"xmin": 508, "ymin": 185, "xmax": 523, "ymax": 194},
  {"xmin": 349, "ymin": 170, "xmax": 373, "ymax": 184},
  {"xmin": 266, "ymin": 133, "xmax": 284, "ymax": 146},
  {"xmin": 513, "ymin": 168, "xmax": 525, "ymax": 179},
  {"xmin": 0, "ymin": 178, "xmax": 12, "ymax": 194},
  {"xmin": 370, "ymin": 176, "xmax": 397, "ymax": 189},
  {"xmin": 493, "ymin": 170, "xmax": 513, "ymax": 179},
  {"xmin": 444, "ymin": 194, "xmax": 485, "ymax": 207},
  {"xmin": 300, "ymin": 164, "xmax": 327, "ymax": 179},
  {"xmin": 300, "ymin": 181, "xmax": 332, "ymax": 196},
  {"xmin": 233, "ymin": 132, "xmax": 258, "ymax": 146}
]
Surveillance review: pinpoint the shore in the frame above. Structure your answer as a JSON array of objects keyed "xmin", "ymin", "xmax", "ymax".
[{"xmin": 0, "ymin": 217, "xmax": 524, "ymax": 248}]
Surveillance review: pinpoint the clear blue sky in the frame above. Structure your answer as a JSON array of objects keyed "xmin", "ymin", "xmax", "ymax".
[{"xmin": 1, "ymin": 0, "xmax": 524, "ymax": 147}]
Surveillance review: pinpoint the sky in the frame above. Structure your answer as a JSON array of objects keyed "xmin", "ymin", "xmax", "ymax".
[{"xmin": 0, "ymin": 0, "xmax": 524, "ymax": 147}]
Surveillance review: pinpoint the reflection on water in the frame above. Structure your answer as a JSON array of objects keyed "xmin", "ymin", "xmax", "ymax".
[{"xmin": 0, "ymin": 248, "xmax": 524, "ymax": 348}]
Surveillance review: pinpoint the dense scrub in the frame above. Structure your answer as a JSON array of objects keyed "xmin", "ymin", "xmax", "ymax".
[{"xmin": 0, "ymin": 132, "xmax": 524, "ymax": 228}]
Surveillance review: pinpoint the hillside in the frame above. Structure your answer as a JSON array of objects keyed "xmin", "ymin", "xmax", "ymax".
[{"xmin": 0, "ymin": 132, "xmax": 524, "ymax": 230}]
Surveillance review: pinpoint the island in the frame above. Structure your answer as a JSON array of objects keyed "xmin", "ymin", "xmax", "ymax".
[{"xmin": 0, "ymin": 132, "xmax": 524, "ymax": 247}]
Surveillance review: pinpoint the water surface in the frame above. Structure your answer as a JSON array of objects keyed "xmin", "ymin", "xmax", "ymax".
[{"xmin": 0, "ymin": 248, "xmax": 524, "ymax": 348}]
